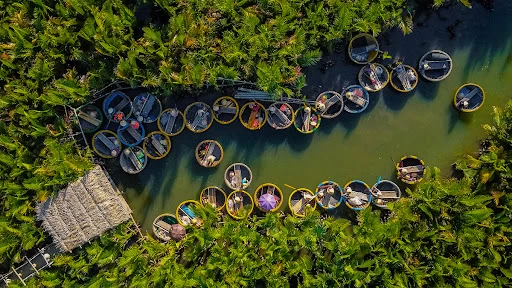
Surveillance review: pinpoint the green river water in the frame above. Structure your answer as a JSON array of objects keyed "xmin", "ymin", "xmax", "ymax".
[{"xmin": 107, "ymin": 1, "xmax": 512, "ymax": 232}]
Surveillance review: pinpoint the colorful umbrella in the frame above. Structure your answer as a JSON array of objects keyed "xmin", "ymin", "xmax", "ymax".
[{"xmin": 259, "ymin": 193, "xmax": 277, "ymax": 211}]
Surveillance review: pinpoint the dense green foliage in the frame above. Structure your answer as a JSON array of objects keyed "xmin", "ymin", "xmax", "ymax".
[
  {"xmin": 0, "ymin": 0, "xmax": 436, "ymax": 269},
  {"xmin": 6, "ymin": 101, "xmax": 510, "ymax": 287}
]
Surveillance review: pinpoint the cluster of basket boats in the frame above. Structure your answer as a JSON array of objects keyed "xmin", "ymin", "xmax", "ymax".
[
  {"xmin": 152, "ymin": 154, "xmax": 426, "ymax": 242},
  {"xmin": 73, "ymin": 34, "xmax": 485, "ymax": 175}
]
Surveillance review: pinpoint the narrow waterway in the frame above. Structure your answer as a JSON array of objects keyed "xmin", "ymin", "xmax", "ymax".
[{"xmin": 107, "ymin": 1, "xmax": 512, "ymax": 232}]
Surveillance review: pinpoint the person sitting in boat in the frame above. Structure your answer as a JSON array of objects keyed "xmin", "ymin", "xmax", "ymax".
[
  {"xmin": 229, "ymin": 171, "xmax": 237, "ymax": 187},
  {"xmin": 113, "ymin": 111, "xmax": 124, "ymax": 121},
  {"xmin": 310, "ymin": 115, "xmax": 318, "ymax": 127},
  {"xmin": 273, "ymin": 194, "xmax": 280, "ymax": 203},
  {"xmin": 207, "ymin": 155, "xmax": 216, "ymax": 166},
  {"xmin": 242, "ymin": 178, "xmax": 249, "ymax": 188},
  {"xmin": 407, "ymin": 69, "xmax": 416, "ymax": 81}
]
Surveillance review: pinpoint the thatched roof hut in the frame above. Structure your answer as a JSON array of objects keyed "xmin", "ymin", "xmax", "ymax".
[{"xmin": 36, "ymin": 165, "xmax": 132, "ymax": 252}]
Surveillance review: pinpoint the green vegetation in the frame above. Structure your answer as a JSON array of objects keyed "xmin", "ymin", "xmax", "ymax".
[
  {"xmin": 7, "ymin": 101, "xmax": 512, "ymax": 287},
  {"xmin": 0, "ymin": 0, "xmax": 479, "ymax": 281}
]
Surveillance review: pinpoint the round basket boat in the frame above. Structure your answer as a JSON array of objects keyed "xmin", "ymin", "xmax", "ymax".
[
  {"xmin": 200, "ymin": 186, "xmax": 227, "ymax": 211},
  {"xmin": 120, "ymin": 146, "xmax": 147, "ymax": 174},
  {"xmin": 344, "ymin": 180, "xmax": 372, "ymax": 211},
  {"xmin": 358, "ymin": 63, "xmax": 390, "ymax": 92},
  {"xmin": 103, "ymin": 91, "xmax": 133, "ymax": 122},
  {"xmin": 132, "ymin": 93, "xmax": 162, "ymax": 124},
  {"xmin": 195, "ymin": 140, "xmax": 223, "ymax": 168},
  {"xmin": 371, "ymin": 180, "xmax": 401, "ymax": 209},
  {"xmin": 267, "ymin": 103, "xmax": 294, "ymax": 130},
  {"xmin": 213, "ymin": 96, "xmax": 239, "ymax": 124},
  {"xmin": 253, "ymin": 183, "xmax": 283, "ymax": 213},
  {"xmin": 158, "ymin": 108, "xmax": 185, "ymax": 136},
  {"xmin": 289, "ymin": 188, "xmax": 317, "ymax": 218},
  {"xmin": 143, "ymin": 131, "xmax": 171, "ymax": 160},
  {"xmin": 184, "ymin": 102, "xmax": 213, "ymax": 133},
  {"xmin": 418, "ymin": 50, "xmax": 453, "ymax": 82},
  {"xmin": 453, "ymin": 83, "xmax": 485, "ymax": 112},
  {"xmin": 92, "ymin": 130, "xmax": 122, "ymax": 158},
  {"xmin": 176, "ymin": 200, "xmax": 203, "ymax": 227},
  {"xmin": 348, "ymin": 33, "xmax": 379, "ymax": 64},
  {"xmin": 396, "ymin": 155, "xmax": 426, "ymax": 185},
  {"xmin": 239, "ymin": 102, "xmax": 267, "ymax": 130},
  {"xmin": 342, "ymin": 85, "xmax": 370, "ymax": 113},
  {"xmin": 117, "ymin": 119, "xmax": 145, "ymax": 147},
  {"xmin": 224, "ymin": 163, "xmax": 253, "ymax": 190},
  {"xmin": 390, "ymin": 64, "xmax": 419, "ymax": 92},
  {"xmin": 73, "ymin": 105, "xmax": 103, "ymax": 133},
  {"xmin": 152, "ymin": 214, "xmax": 184, "ymax": 242},
  {"xmin": 315, "ymin": 91, "xmax": 344, "ymax": 119},
  {"xmin": 226, "ymin": 190, "xmax": 254, "ymax": 220},
  {"xmin": 293, "ymin": 106, "xmax": 321, "ymax": 134},
  {"xmin": 315, "ymin": 181, "xmax": 344, "ymax": 210}
]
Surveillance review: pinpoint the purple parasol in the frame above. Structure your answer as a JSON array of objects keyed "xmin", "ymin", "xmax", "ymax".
[{"xmin": 259, "ymin": 194, "xmax": 277, "ymax": 211}]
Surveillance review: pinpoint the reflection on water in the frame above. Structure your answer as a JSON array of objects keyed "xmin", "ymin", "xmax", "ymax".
[{"xmin": 107, "ymin": 2, "xmax": 512, "ymax": 232}]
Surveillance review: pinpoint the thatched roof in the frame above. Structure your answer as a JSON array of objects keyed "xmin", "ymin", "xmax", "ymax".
[{"xmin": 36, "ymin": 165, "xmax": 132, "ymax": 252}]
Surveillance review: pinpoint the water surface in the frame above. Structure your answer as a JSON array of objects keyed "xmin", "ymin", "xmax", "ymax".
[{"xmin": 107, "ymin": 1, "xmax": 512, "ymax": 232}]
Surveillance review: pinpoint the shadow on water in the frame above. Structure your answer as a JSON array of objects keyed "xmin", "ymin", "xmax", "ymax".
[{"xmin": 104, "ymin": 1, "xmax": 512, "ymax": 230}]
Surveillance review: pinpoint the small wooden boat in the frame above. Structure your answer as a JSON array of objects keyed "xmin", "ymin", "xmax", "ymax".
[
  {"xmin": 371, "ymin": 180, "xmax": 401, "ymax": 209},
  {"xmin": 418, "ymin": 50, "xmax": 453, "ymax": 82},
  {"xmin": 213, "ymin": 96, "xmax": 239, "ymax": 124},
  {"xmin": 254, "ymin": 183, "xmax": 283, "ymax": 213},
  {"xmin": 453, "ymin": 83, "xmax": 485, "ymax": 112},
  {"xmin": 226, "ymin": 190, "xmax": 254, "ymax": 219},
  {"xmin": 224, "ymin": 163, "xmax": 253, "ymax": 190},
  {"xmin": 396, "ymin": 155, "xmax": 426, "ymax": 185},
  {"xmin": 119, "ymin": 146, "xmax": 147, "ymax": 174},
  {"xmin": 152, "ymin": 214, "xmax": 182, "ymax": 242},
  {"xmin": 358, "ymin": 63, "xmax": 390, "ymax": 92},
  {"xmin": 288, "ymin": 188, "xmax": 317, "ymax": 217},
  {"xmin": 103, "ymin": 91, "xmax": 133, "ymax": 122},
  {"xmin": 239, "ymin": 102, "xmax": 267, "ymax": 130},
  {"xmin": 143, "ymin": 131, "xmax": 171, "ymax": 160},
  {"xmin": 195, "ymin": 140, "xmax": 223, "ymax": 168},
  {"xmin": 73, "ymin": 104, "xmax": 103, "ymax": 133},
  {"xmin": 267, "ymin": 103, "xmax": 294, "ymax": 130},
  {"xmin": 315, "ymin": 181, "xmax": 344, "ymax": 210},
  {"xmin": 176, "ymin": 200, "xmax": 203, "ymax": 227},
  {"xmin": 293, "ymin": 106, "xmax": 321, "ymax": 134},
  {"xmin": 316, "ymin": 91, "xmax": 344, "ymax": 119},
  {"xmin": 184, "ymin": 102, "xmax": 213, "ymax": 133},
  {"xmin": 92, "ymin": 130, "xmax": 122, "ymax": 158},
  {"xmin": 158, "ymin": 108, "xmax": 185, "ymax": 136},
  {"xmin": 344, "ymin": 180, "xmax": 372, "ymax": 211},
  {"xmin": 132, "ymin": 93, "xmax": 162, "ymax": 123},
  {"xmin": 117, "ymin": 119, "xmax": 145, "ymax": 147},
  {"xmin": 342, "ymin": 85, "xmax": 370, "ymax": 113},
  {"xmin": 348, "ymin": 33, "xmax": 379, "ymax": 64},
  {"xmin": 200, "ymin": 186, "xmax": 227, "ymax": 211},
  {"xmin": 390, "ymin": 64, "xmax": 419, "ymax": 92}
]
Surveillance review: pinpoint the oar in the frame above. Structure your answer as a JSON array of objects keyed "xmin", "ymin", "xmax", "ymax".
[{"xmin": 370, "ymin": 176, "xmax": 382, "ymax": 196}]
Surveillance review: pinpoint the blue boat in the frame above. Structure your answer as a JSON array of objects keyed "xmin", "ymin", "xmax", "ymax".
[
  {"xmin": 103, "ymin": 91, "xmax": 133, "ymax": 122},
  {"xmin": 342, "ymin": 85, "xmax": 369, "ymax": 114},
  {"xmin": 315, "ymin": 180, "xmax": 344, "ymax": 210},
  {"xmin": 117, "ymin": 119, "xmax": 145, "ymax": 147}
]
